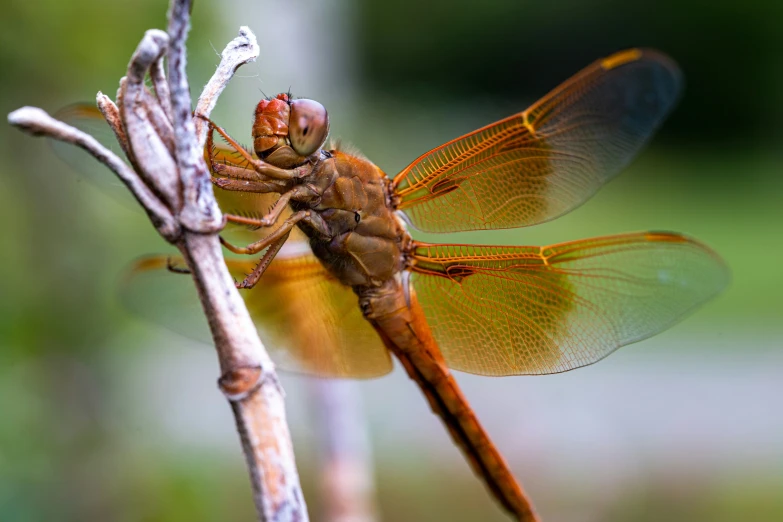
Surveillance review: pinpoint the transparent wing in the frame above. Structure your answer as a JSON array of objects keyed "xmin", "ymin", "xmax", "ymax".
[
  {"xmin": 410, "ymin": 232, "xmax": 729, "ymax": 375},
  {"xmin": 54, "ymin": 103, "xmax": 138, "ymax": 208},
  {"xmin": 394, "ymin": 49, "xmax": 682, "ymax": 232},
  {"xmin": 121, "ymin": 249, "xmax": 391, "ymax": 378},
  {"xmin": 54, "ymin": 104, "xmax": 294, "ymax": 243}
]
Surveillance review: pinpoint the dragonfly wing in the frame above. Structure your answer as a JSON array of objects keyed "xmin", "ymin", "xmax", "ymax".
[
  {"xmin": 54, "ymin": 104, "xmax": 138, "ymax": 208},
  {"xmin": 394, "ymin": 49, "xmax": 682, "ymax": 232},
  {"xmin": 54, "ymin": 104, "xmax": 292, "ymax": 242},
  {"xmin": 122, "ymin": 248, "xmax": 391, "ymax": 378},
  {"xmin": 410, "ymin": 232, "xmax": 728, "ymax": 375}
]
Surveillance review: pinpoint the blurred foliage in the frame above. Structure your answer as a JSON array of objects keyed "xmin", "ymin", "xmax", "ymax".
[{"xmin": 359, "ymin": 0, "xmax": 783, "ymax": 150}]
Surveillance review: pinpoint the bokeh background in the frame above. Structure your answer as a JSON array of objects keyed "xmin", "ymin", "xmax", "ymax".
[{"xmin": 1, "ymin": 1, "xmax": 782, "ymax": 521}]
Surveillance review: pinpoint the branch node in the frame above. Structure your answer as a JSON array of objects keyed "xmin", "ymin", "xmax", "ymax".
[
  {"xmin": 129, "ymin": 29, "xmax": 170, "ymax": 83},
  {"xmin": 218, "ymin": 365, "xmax": 264, "ymax": 401}
]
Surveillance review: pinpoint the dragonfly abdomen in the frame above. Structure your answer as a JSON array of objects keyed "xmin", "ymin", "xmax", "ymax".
[{"xmin": 357, "ymin": 277, "xmax": 539, "ymax": 521}]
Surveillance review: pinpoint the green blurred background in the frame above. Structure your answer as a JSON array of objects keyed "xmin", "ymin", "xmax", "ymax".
[{"xmin": 1, "ymin": 0, "xmax": 781, "ymax": 521}]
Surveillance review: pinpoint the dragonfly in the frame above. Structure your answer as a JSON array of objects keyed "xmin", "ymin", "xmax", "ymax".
[{"xmin": 64, "ymin": 48, "xmax": 728, "ymax": 521}]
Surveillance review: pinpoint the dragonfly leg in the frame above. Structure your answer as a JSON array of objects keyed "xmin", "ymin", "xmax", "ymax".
[
  {"xmin": 221, "ymin": 188, "xmax": 296, "ymax": 231},
  {"xmin": 224, "ymin": 214, "xmax": 269, "ymax": 228},
  {"xmin": 233, "ymin": 204, "xmax": 330, "ymax": 289},
  {"xmin": 210, "ymin": 160, "xmax": 298, "ymax": 184},
  {"xmin": 165, "ymin": 257, "xmax": 191, "ymax": 274},
  {"xmin": 212, "ymin": 177, "xmax": 287, "ymax": 194},
  {"xmin": 163, "ymin": 231, "xmax": 286, "ymax": 289},
  {"xmin": 222, "ymin": 181, "xmax": 322, "ymax": 229},
  {"xmin": 211, "ymin": 163, "xmax": 272, "ymax": 182},
  {"xmin": 220, "ymin": 210, "xmax": 308, "ymax": 255},
  {"xmin": 235, "ymin": 232, "xmax": 291, "ymax": 289},
  {"xmin": 202, "ymin": 115, "xmax": 307, "ymax": 181},
  {"xmin": 253, "ymin": 190, "xmax": 293, "ymax": 227}
]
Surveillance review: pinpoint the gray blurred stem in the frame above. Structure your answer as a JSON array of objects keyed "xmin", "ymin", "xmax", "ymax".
[
  {"xmin": 7, "ymin": 1, "xmax": 309, "ymax": 520},
  {"xmin": 312, "ymin": 380, "xmax": 379, "ymax": 522}
]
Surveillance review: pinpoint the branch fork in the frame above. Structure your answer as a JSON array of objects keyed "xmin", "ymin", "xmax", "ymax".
[{"xmin": 8, "ymin": 1, "xmax": 307, "ymax": 520}]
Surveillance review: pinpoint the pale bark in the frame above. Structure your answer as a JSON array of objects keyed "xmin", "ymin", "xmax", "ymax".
[{"xmin": 7, "ymin": 1, "xmax": 308, "ymax": 520}]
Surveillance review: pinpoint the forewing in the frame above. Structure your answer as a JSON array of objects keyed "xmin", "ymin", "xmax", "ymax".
[
  {"xmin": 121, "ymin": 250, "xmax": 391, "ymax": 378},
  {"xmin": 54, "ymin": 104, "xmax": 137, "ymax": 207},
  {"xmin": 394, "ymin": 49, "xmax": 683, "ymax": 232},
  {"xmin": 410, "ymin": 232, "xmax": 728, "ymax": 375},
  {"xmin": 54, "ymin": 104, "xmax": 288, "ymax": 241}
]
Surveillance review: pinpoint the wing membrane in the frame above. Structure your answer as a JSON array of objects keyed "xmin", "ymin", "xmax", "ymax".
[
  {"xmin": 410, "ymin": 232, "xmax": 728, "ymax": 375},
  {"xmin": 122, "ymin": 249, "xmax": 391, "ymax": 378},
  {"xmin": 394, "ymin": 49, "xmax": 682, "ymax": 232},
  {"xmin": 55, "ymin": 104, "xmax": 293, "ymax": 242},
  {"xmin": 54, "ymin": 104, "xmax": 138, "ymax": 207}
]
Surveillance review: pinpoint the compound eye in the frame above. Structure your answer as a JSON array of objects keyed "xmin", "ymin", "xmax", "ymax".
[{"xmin": 289, "ymin": 99, "xmax": 329, "ymax": 156}]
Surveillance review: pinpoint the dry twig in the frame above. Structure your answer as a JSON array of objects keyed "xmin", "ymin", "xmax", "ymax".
[{"xmin": 7, "ymin": 1, "xmax": 308, "ymax": 520}]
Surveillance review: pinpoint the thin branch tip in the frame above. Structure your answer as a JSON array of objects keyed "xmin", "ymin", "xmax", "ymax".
[
  {"xmin": 8, "ymin": 106, "xmax": 53, "ymax": 134},
  {"xmin": 145, "ymin": 28, "xmax": 169, "ymax": 42},
  {"xmin": 225, "ymin": 26, "xmax": 259, "ymax": 56},
  {"xmin": 129, "ymin": 31, "xmax": 170, "ymax": 82},
  {"xmin": 193, "ymin": 26, "xmax": 259, "ymax": 148}
]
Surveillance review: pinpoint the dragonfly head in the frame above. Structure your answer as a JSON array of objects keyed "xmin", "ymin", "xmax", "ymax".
[{"xmin": 253, "ymin": 93, "xmax": 329, "ymax": 167}]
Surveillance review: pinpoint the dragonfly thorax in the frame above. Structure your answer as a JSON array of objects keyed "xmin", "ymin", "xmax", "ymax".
[{"xmin": 301, "ymin": 149, "xmax": 410, "ymax": 289}]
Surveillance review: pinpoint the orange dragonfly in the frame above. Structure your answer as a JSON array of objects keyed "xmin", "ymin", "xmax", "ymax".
[{"xmin": 66, "ymin": 48, "xmax": 729, "ymax": 521}]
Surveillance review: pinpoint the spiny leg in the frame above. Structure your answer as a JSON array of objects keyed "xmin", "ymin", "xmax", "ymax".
[
  {"xmin": 224, "ymin": 214, "xmax": 271, "ymax": 228},
  {"xmin": 219, "ymin": 188, "xmax": 298, "ymax": 232},
  {"xmin": 163, "ymin": 238, "xmax": 283, "ymax": 290},
  {"xmin": 206, "ymin": 126, "xmax": 261, "ymax": 182},
  {"xmin": 212, "ymin": 163, "xmax": 274, "ymax": 182},
  {"xmin": 236, "ymin": 232, "xmax": 291, "ymax": 289},
  {"xmin": 248, "ymin": 190, "xmax": 292, "ymax": 227},
  {"xmin": 212, "ymin": 177, "xmax": 286, "ymax": 194},
  {"xmin": 203, "ymin": 115, "xmax": 257, "ymax": 166},
  {"xmin": 200, "ymin": 114, "xmax": 307, "ymax": 181},
  {"xmin": 220, "ymin": 210, "xmax": 309, "ymax": 255},
  {"xmin": 166, "ymin": 257, "xmax": 191, "ymax": 274},
  {"xmin": 224, "ymin": 210, "xmax": 317, "ymax": 288}
]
